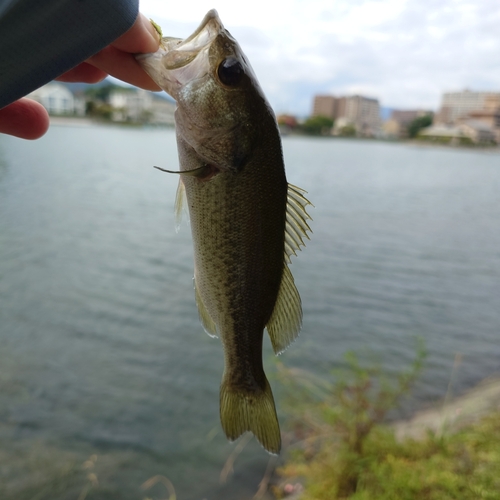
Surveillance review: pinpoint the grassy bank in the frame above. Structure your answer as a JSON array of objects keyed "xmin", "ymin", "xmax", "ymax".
[{"xmin": 274, "ymin": 345, "xmax": 500, "ymax": 499}]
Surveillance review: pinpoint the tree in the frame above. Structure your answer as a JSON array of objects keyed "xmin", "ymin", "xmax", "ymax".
[
  {"xmin": 84, "ymin": 83, "xmax": 124, "ymax": 101},
  {"xmin": 302, "ymin": 115, "xmax": 334, "ymax": 136},
  {"xmin": 338, "ymin": 123, "xmax": 357, "ymax": 137},
  {"xmin": 408, "ymin": 114, "xmax": 433, "ymax": 138}
]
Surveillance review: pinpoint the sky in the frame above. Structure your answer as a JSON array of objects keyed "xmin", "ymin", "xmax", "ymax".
[{"xmin": 139, "ymin": 0, "xmax": 500, "ymax": 117}]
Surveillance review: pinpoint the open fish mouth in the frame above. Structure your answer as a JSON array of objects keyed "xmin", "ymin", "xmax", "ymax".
[{"xmin": 136, "ymin": 10, "xmax": 224, "ymax": 97}]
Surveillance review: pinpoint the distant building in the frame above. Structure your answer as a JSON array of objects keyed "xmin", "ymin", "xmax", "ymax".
[
  {"xmin": 338, "ymin": 95, "xmax": 381, "ymax": 136},
  {"xmin": 435, "ymin": 90, "xmax": 500, "ymax": 125},
  {"xmin": 419, "ymin": 122, "xmax": 496, "ymax": 145},
  {"xmin": 432, "ymin": 89, "xmax": 500, "ymax": 144},
  {"xmin": 387, "ymin": 109, "xmax": 433, "ymax": 138},
  {"xmin": 109, "ymin": 89, "xmax": 175, "ymax": 125},
  {"xmin": 312, "ymin": 95, "xmax": 337, "ymax": 119},
  {"xmin": 382, "ymin": 119, "xmax": 401, "ymax": 139},
  {"xmin": 28, "ymin": 83, "xmax": 85, "ymax": 116},
  {"xmin": 149, "ymin": 96, "xmax": 176, "ymax": 126},
  {"xmin": 419, "ymin": 125, "xmax": 466, "ymax": 143},
  {"xmin": 459, "ymin": 120, "xmax": 497, "ymax": 144},
  {"xmin": 467, "ymin": 109, "xmax": 500, "ymax": 130},
  {"xmin": 312, "ymin": 94, "xmax": 381, "ymax": 137}
]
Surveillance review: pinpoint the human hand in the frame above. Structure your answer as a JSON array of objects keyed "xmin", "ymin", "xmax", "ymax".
[
  {"xmin": 58, "ymin": 13, "xmax": 161, "ymax": 91},
  {"xmin": 0, "ymin": 13, "xmax": 161, "ymax": 140}
]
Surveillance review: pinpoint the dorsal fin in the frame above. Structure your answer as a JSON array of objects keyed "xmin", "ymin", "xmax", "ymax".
[{"xmin": 266, "ymin": 183, "xmax": 312, "ymax": 354}]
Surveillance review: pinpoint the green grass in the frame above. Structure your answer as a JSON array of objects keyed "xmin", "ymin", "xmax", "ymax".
[
  {"xmin": 275, "ymin": 342, "xmax": 500, "ymax": 499},
  {"xmin": 278, "ymin": 414, "xmax": 500, "ymax": 499}
]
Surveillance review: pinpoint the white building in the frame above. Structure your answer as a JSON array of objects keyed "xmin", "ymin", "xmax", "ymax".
[
  {"xmin": 419, "ymin": 122, "xmax": 496, "ymax": 144},
  {"xmin": 109, "ymin": 89, "xmax": 175, "ymax": 125},
  {"xmin": 28, "ymin": 83, "xmax": 85, "ymax": 115},
  {"xmin": 435, "ymin": 90, "xmax": 500, "ymax": 125}
]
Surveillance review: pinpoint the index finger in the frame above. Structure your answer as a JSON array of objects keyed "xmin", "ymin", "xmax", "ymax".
[{"xmin": 111, "ymin": 13, "xmax": 160, "ymax": 54}]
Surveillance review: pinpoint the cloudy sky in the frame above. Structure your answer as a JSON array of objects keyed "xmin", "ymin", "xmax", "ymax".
[{"xmin": 140, "ymin": 0, "xmax": 500, "ymax": 117}]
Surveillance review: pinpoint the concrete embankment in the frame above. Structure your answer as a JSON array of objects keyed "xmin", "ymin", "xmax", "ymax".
[{"xmin": 393, "ymin": 376, "xmax": 500, "ymax": 440}]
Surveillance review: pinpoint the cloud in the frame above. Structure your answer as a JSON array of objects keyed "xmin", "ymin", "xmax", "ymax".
[{"xmin": 141, "ymin": 0, "xmax": 500, "ymax": 116}]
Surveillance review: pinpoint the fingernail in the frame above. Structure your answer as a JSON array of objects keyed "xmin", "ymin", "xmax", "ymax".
[{"xmin": 140, "ymin": 13, "xmax": 161, "ymax": 50}]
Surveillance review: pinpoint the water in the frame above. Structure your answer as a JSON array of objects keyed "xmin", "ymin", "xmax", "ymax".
[{"xmin": 1, "ymin": 126, "xmax": 499, "ymax": 498}]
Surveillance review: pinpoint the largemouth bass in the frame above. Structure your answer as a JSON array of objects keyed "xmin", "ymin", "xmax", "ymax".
[{"xmin": 137, "ymin": 10, "xmax": 311, "ymax": 454}]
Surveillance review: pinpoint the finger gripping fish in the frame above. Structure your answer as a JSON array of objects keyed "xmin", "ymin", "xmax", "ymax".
[{"xmin": 137, "ymin": 10, "xmax": 311, "ymax": 454}]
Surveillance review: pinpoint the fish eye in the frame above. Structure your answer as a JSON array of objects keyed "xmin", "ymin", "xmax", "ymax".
[{"xmin": 217, "ymin": 57, "xmax": 244, "ymax": 86}]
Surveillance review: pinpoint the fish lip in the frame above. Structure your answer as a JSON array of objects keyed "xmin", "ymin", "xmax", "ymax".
[
  {"xmin": 161, "ymin": 11, "xmax": 221, "ymax": 71},
  {"xmin": 179, "ymin": 9, "xmax": 222, "ymax": 51},
  {"xmin": 136, "ymin": 9, "xmax": 224, "ymax": 97}
]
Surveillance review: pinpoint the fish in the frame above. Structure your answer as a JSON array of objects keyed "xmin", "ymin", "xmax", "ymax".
[{"xmin": 136, "ymin": 10, "xmax": 311, "ymax": 454}]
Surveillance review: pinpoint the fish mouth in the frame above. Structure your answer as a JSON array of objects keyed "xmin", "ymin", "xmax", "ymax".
[
  {"xmin": 160, "ymin": 10, "xmax": 222, "ymax": 71},
  {"xmin": 137, "ymin": 10, "xmax": 224, "ymax": 97}
]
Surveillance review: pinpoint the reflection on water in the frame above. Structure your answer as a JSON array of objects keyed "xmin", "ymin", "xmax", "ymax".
[{"xmin": 1, "ymin": 126, "xmax": 499, "ymax": 499}]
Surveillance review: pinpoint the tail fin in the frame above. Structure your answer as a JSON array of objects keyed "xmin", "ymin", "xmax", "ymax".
[{"xmin": 220, "ymin": 377, "xmax": 281, "ymax": 455}]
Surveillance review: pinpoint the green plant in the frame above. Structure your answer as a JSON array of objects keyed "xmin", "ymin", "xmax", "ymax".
[
  {"xmin": 407, "ymin": 114, "xmax": 433, "ymax": 138},
  {"xmin": 338, "ymin": 124, "xmax": 357, "ymax": 137},
  {"xmin": 301, "ymin": 116, "xmax": 334, "ymax": 135},
  {"xmin": 276, "ymin": 339, "xmax": 426, "ymax": 498}
]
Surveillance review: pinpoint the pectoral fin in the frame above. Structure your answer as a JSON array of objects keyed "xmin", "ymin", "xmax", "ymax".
[
  {"xmin": 174, "ymin": 178, "xmax": 186, "ymax": 232},
  {"xmin": 194, "ymin": 278, "xmax": 218, "ymax": 338}
]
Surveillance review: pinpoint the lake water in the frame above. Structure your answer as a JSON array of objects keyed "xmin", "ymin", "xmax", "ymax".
[{"xmin": 1, "ymin": 125, "xmax": 499, "ymax": 499}]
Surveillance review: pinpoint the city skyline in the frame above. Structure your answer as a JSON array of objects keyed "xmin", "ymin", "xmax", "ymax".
[{"xmin": 139, "ymin": 0, "xmax": 500, "ymax": 117}]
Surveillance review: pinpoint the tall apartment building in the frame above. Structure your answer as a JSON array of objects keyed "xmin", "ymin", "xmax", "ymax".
[
  {"xmin": 312, "ymin": 94, "xmax": 381, "ymax": 136},
  {"xmin": 339, "ymin": 95, "xmax": 381, "ymax": 135},
  {"xmin": 435, "ymin": 90, "xmax": 500, "ymax": 124},
  {"xmin": 312, "ymin": 95, "xmax": 337, "ymax": 119}
]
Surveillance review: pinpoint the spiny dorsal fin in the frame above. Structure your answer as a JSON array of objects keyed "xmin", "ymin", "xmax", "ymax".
[
  {"xmin": 284, "ymin": 184, "xmax": 312, "ymax": 263},
  {"xmin": 266, "ymin": 264, "xmax": 302, "ymax": 354},
  {"xmin": 194, "ymin": 277, "xmax": 218, "ymax": 338},
  {"xmin": 174, "ymin": 178, "xmax": 186, "ymax": 232}
]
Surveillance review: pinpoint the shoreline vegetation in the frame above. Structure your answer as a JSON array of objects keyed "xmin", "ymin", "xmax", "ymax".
[
  {"xmin": 48, "ymin": 115, "xmax": 173, "ymax": 128},
  {"xmin": 272, "ymin": 348, "xmax": 500, "ymax": 500},
  {"xmin": 47, "ymin": 116, "xmax": 500, "ymax": 151}
]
